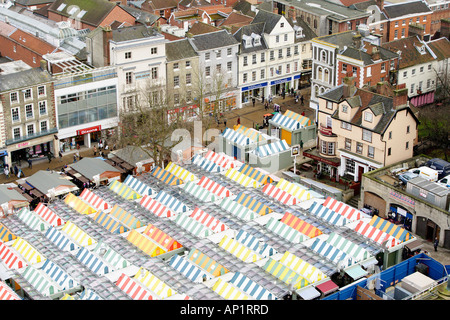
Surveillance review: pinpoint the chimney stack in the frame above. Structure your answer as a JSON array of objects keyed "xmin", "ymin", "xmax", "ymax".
[
  {"xmin": 352, "ymin": 33, "xmax": 362, "ymax": 49},
  {"xmin": 440, "ymin": 18, "xmax": 450, "ymax": 39},
  {"xmin": 102, "ymin": 25, "xmax": 113, "ymax": 66},
  {"xmin": 343, "ymin": 77, "xmax": 356, "ymax": 98},
  {"xmin": 393, "ymin": 83, "xmax": 408, "ymax": 108},
  {"xmin": 408, "ymin": 24, "xmax": 425, "ymax": 40},
  {"xmin": 376, "ymin": 0, "xmax": 384, "ymax": 10}
]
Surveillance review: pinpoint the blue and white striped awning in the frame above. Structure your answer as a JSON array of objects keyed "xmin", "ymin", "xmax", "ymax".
[
  {"xmin": 252, "ymin": 140, "xmax": 290, "ymax": 158},
  {"xmin": 123, "ymin": 175, "xmax": 154, "ymax": 196},
  {"xmin": 271, "ymin": 113, "xmax": 302, "ymax": 131},
  {"xmin": 44, "ymin": 227, "xmax": 79, "ymax": 252},
  {"xmin": 192, "ymin": 154, "xmax": 222, "ymax": 172},
  {"xmin": 308, "ymin": 202, "xmax": 350, "ymax": 226},
  {"xmin": 40, "ymin": 260, "xmax": 79, "ymax": 290},
  {"xmin": 169, "ymin": 254, "xmax": 212, "ymax": 283},
  {"xmin": 221, "ymin": 127, "xmax": 254, "ymax": 146},
  {"xmin": 235, "ymin": 229, "xmax": 277, "ymax": 258},
  {"xmin": 309, "ymin": 238, "xmax": 353, "ymax": 267},
  {"xmin": 229, "ymin": 272, "xmax": 277, "ymax": 300},
  {"xmin": 154, "ymin": 190, "xmax": 189, "ymax": 213},
  {"xmin": 75, "ymin": 247, "xmax": 114, "ymax": 276}
]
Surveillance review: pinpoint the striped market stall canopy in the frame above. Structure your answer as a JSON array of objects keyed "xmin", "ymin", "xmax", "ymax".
[
  {"xmin": 276, "ymin": 179, "xmax": 312, "ymax": 202},
  {"xmin": 197, "ymin": 176, "xmax": 233, "ymax": 198},
  {"xmin": 234, "ymin": 124, "xmax": 266, "ymax": 143},
  {"xmin": 109, "ymin": 204, "xmax": 143, "ymax": 229},
  {"xmin": 126, "ymin": 229, "xmax": 167, "ymax": 257},
  {"xmin": 369, "ymin": 216, "xmax": 412, "ymax": 242},
  {"xmin": 182, "ymin": 181, "xmax": 219, "ymax": 203},
  {"xmin": 187, "ymin": 248, "xmax": 228, "ymax": 277},
  {"xmin": 225, "ymin": 167, "xmax": 262, "ymax": 188},
  {"xmin": 21, "ymin": 265, "xmax": 63, "ymax": 297},
  {"xmin": 154, "ymin": 191, "xmax": 189, "ymax": 213},
  {"xmin": 16, "ymin": 207, "xmax": 51, "ymax": 232},
  {"xmin": 44, "ymin": 227, "xmax": 79, "ymax": 252},
  {"xmin": 219, "ymin": 197, "xmax": 258, "ymax": 221},
  {"xmin": 92, "ymin": 211, "xmax": 129, "ymax": 234},
  {"xmin": 34, "ymin": 203, "xmax": 65, "ymax": 227},
  {"xmin": 40, "ymin": 260, "xmax": 79, "ymax": 290},
  {"xmin": 108, "ymin": 180, "xmax": 141, "ymax": 200},
  {"xmin": 79, "ymin": 189, "xmax": 110, "ymax": 211},
  {"xmin": 326, "ymin": 233, "xmax": 372, "ymax": 262},
  {"xmin": 229, "ymin": 272, "xmax": 277, "ymax": 300},
  {"xmin": 279, "ymin": 251, "xmax": 327, "ymax": 283},
  {"xmin": 142, "ymin": 224, "xmax": 182, "ymax": 252},
  {"xmin": 322, "ymin": 197, "xmax": 362, "ymax": 221},
  {"xmin": 92, "ymin": 244, "xmax": 130, "ymax": 270},
  {"xmin": 62, "ymin": 221, "xmax": 97, "ymax": 248},
  {"xmin": 204, "ymin": 150, "xmax": 237, "ymax": 170},
  {"xmin": 238, "ymin": 164, "xmax": 273, "ymax": 185},
  {"xmin": 308, "ymin": 202, "xmax": 350, "ymax": 226},
  {"xmin": 235, "ymin": 229, "xmax": 276, "ymax": 258},
  {"xmin": 12, "ymin": 237, "xmax": 46, "ymax": 265},
  {"xmin": 0, "ymin": 280, "xmax": 21, "ymax": 300},
  {"xmin": 221, "ymin": 127, "xmax": 253, "ymax": 146},
  {"xmin": 168, "ymin": 254, "xmax": 212, "ymax": 283},
  {"xmin": 189, "ymin": 207, "xmax": 229, "ymax": 233},
  {"xmin": 116, "ymin": 273, "xmax": 156, "ymax": 300},
  {"xmin": 0, "ymin": 223, "xmax": 17, "ymax": 242},
  {"xmin": 64, "ymin": 193, "xmax": 97, "ymax": 215},
  {"xmin": 262, "ymin": 183, "xmax": 297, "ymax": 206},
  {"xmin": 123, "ymin": 175, "xmax": 154, "ymax": 196},
  {"xmin": 175, "ymin": 214, "xmax": 214, "ymax": 238},
  {"xmin": 265, "ymin": 217, "xmax": 308, "ymax": 244},
  {"xmin": 212, "ymin": 278, "xmax": 250, "ymax": 300},
  {"xmin": 0, "ymin": 241, "xmax": 27, "ymax": 270},
  {"xmin": 134, "ymin": 267, "xmax": 177, "ymax": 299},
  {"xmin": 281, "ymin": 212, "xmax": 323, "ymax": 238},
  {"xmin": 309, "ymin": 237, "xmax": 353, "ymax": 267},
  {"xmin": 152, "ymin": 166, "xmax": 183, "ymax": 185},
  {"xmin": 165, "ymin": 162, "xmax": 197, "ymax": 182},
  {"xmin": 75, "ymin": 247, "xmax": 114, "ymax": 276},
  {"xmin": 263, "ymin": 257, "xmax": 309, "ymax": 289},
  {"xmin": 284, "ymin": 110, "xmax": 312, "ymax": 127},
  {"xmin": 140, "ymin": 196, "xmax": 175, "ymax": 218},
  {"xmin": 252, "ymin": 139, "xmax": 290, "ymax": 158},
  {"xmin": 218, "ymin": 235, "xmax": 263, "ymax": 263},
  {"xmin": 235, "ymin": 192, "xmax": 272, "ymax": 216},
  {"xmin": 354, "ymin": 220, "xmax": 402, "ymax": 248},
  {"xmin": 192, "ymin": 154, "xmax": 222, "ymax": 173},
  {"xmin": 79, "ymin": 288, "xmax": 102, "ymax": 300},
  {"xmin": 270, "ymin": 113, "xmax": 303, "ymax": 131}
]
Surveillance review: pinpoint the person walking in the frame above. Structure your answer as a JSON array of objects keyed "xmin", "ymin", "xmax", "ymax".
[
  {"xmin": 59, "ymin": 151, "xmax": 63, "ymax": 162},
  {"xmin": 73, "ymin": 154, "xmax": 77, "ymax": 163},
  {"xmin": 223, "ymin": 118, "xmax": 227, "ymax": 127},
  {"xmin": 47, "ymin": 152, "xmax": 52, "ymax": 163},
  {"xmin": 28, "ymin": 158, "xmax": 32, "ymax": 169},
  {"xmin": 93, "ymin": 146, "xmax": 97, "ymax": 156},
  {"xmin": 265, "ymin": 100, "xmax": 269, "ymax": 111},
  {"xmin": 252, "ymin": 97, "xmax": 256, "ymax": 107},
  {"xmin": 4, "ymin": 166, "xmax": 9, "ymax": 179},
  {"xmin": 434, "ymin": 237, "xmax": 439, "ymax": 251},
  {"xmin": 237, "ymin": 117, "xmax": 240, "ymax": 125},
  {"xmin": 13, "ymin": 165, "xmax": 18, "ymax": 177},
  {"xmin": 300, "ymin": 140, "xmax": 304, "ymax": 151},
  {"xmin": 300, "ymin": 95, "xmax": 304, "ymax": 106}
]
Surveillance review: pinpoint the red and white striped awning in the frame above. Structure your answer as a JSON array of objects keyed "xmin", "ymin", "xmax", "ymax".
[
  {"xmin": 354, "ymin": 220, "xmax": 401, "ymax": 248},
  {"xmin": 0, "ymin": 280, "xmax": 21, "ymax": 300},
  {"xmin": 79, "ymin": 188, "xmax": 110, "ymax": 211},
  {"xmin": 34, "ymin": 203, "xmax": 65, "ymax": 227},
  {"xmin": 190, "ymin": 207, "xmax": 228, "ymax": 233},
  {"xmin": 0, "ymin": 241, "xmax": 27, "ymax": 270},
  {"xmin": 116, "ymin": 273, "xmax": 156, "ymax": 300},
  {"xmin": 262, "ymin": 183, "xmax": 297, "ymax": 205},
  {"xmin": 197, "ymin": 176, "xmax": 233, "ymax": 198},
  {"xmin": 322, "ymin": 197, "xmax": 361, "ymax": 221},
  {"xmin": 140, "ymin": 196, "xmax": 175, "ymax": 218}
]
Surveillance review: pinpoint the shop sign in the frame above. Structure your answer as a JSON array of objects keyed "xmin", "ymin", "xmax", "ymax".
[
  {"xmin": 77, "ymin": 125, "xmax": 101, "ymax": 136},
  {"xmin": 241, "ymin": 82, "xmax": 268, "ymax": 92},
  {"xmin": 270, "ymin": 77, "xmax": 292, "ymax": 85},
  {"xmin": 167, "ymin": 104, "xmax": 198, "ymax": 115},
  {"xmin": 303, "ymin": 151, "xmax": 340, "ymax": 167},
  {"xmin": 389, "ymin": 190, "xmax": 415, "ymax": 207},
  {"xmin": 17, "ymin": 142, "xmax": 29, "ymax": 148}
]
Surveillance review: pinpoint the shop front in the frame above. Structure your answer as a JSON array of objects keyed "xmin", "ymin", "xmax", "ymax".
[
  {"xmin": 241, "ymin": 82, "xmax": 268, "ymax": 105},
  {"xmin": 7, "ymin": 134, "xmax": 57, "ymax": 168},
  {"xmin": 270, "ymin": 76, "xmax": 292, "ymax": 97},
  {"xmin": 167, "ymin": 104, "xmax": 199, "ymax": 123},
  {"xmin": 59, "ymin": 125, "xmax": 102, "ymax": 152},
  {"xmin": 0, "ymin": 150, "xmax": 7, "ymax": 170},
  {"xmin": 303, "ymin": 148, "xmax": 340, "ymax": 180}
]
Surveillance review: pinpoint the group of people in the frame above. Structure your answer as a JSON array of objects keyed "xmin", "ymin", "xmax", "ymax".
[{"xmin": 3, "ymin": 164, "xmax": 24, "ymax": 179}]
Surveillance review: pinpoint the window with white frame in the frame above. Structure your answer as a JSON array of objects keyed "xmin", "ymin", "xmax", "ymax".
[
  {"xmin": 38, "ymin": 86, "xmax": 45, "ymax": 96},
  {"xmin": 326, "ymin": 101, "xmax": 333, "ymax": 109},
  {"xmin": 356, "ymin": 142, "xmax": 363, "ymax": 154},
  {"xmin": 38, "ymin": 101, "xmax": 47, "ymax": 116},
  {"xmin": 252, "ymin": 71, "xmax": 256, "ymax": 81},
  {"xmin": 243, "ymin": 56, "xmax": 248, "ymax": 66},
  {"xmin": 270, "ymin": 51, "xmax": 274, "ymax": 60},
  {"xmin": 364, "ymin": 111, "xmax": 373, "ymax": 122},
  {"xmin": 174, "ymin": 75, "xmax": 179, "ymax": 87},
  {"xmin": 341, "ymin": 121, "xmax": 352, "ymax": 130},
  {"xmin": 368, "ymin": 145, "xmax": 375, "ymax": 158},
  {"xmin": 125, "ymin": 52, "xmax": 131, "ymax": 59},
  {"xmin": 345, "ymin": 138, "xmax": 352, "ymax": 151},
  {"xmin": 205, "ymin": 52, "xmax": 210, "ymax": 60},
  {"xmin": 276, "ymin": 35, "xmax": 279, "ymax": 43},
  {"xmin": 11, "ymin": 107, "xmax": 20, "ymax": 122},
  {"xmin": 151, "ymin": 67, "xmax": 158, "ymax": 79},
  {"xmin": 40, "ymin": 120, "xmax": 48, "ymax": 132},
  {"xmin": 362, "ymin": 129, "xmax": 372, "ymax": 142},
  {"xmin": 346, "ymin": 158, "xmax": 355, "ymax": 174},
  {"xmin": 260, "ymin": 52, "xmax": 265, "ymax": 62},
  {"xmin": 367, "ymin": 67, "xmax": 372, "ymax": 77},
  {"xmin": 151, "ymin": 47, "xmax": 157, "ymax": 55},
  {"xmin": 125, "ymin": 72, "xmax": 133, "ymax": 84},
  {"xmin": 227, "ymin": 61, "xmax": 232, "ymax": 72},
  {"xmin": 24, "ymin": 88, "xmax": 32, "ymax": 100},
  {"xmin": 205, "ymin": 66, "xmax": 210, "ymax": 77},
  {"xmin": 216, "ymin": 64, "xmax": 221, "ymax": 72},
  {"xmin": 174, "ymin": 93, "xmax": 180, "ymax": 105},
  {"xmin": 260, "ymin": 69, "xmax": 265, "ymax": 79},
  {"xmin": 173, "ymin": 63, "xmax": 179, "ymax": 70},
  {"xmin": 13, "ymin": 127, "xmax": 21, "ymax": 139},
  {"xmin": 25, "ymin": 104, "xmax": 33, "ymax": 119},
  {"xmin": 27, "ymin": 124, "xmax": 34, "ymax": 136},
  {"xmin": 216, "ymin": 50, "xmax": 221, "ymax": 58},
  {"xmin": 342, "ymin": 104, "xmax": 348, "ymax": 113},
  {"xmin": 10, "ymin": 92, "xmax": 18, "ymax": 103},
  {"xmin": 243, "ymin": 73, "xmax": 247, "ymax": 83},
  {"xmin": 252, "ymin": 54, "xmax": 256, "ymax": 65},
  {"xmin": 278, "ymin": 49, "xmax": 283, "ymax": 59},
  {"xmin": 227, "ymin": 48, "xmax": 232, "ymax": 56}
]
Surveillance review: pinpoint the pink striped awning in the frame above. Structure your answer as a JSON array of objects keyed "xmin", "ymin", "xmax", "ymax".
[
  {"xmin": 354, "ymin": 220, "xmax": 401, "ymax": 248},
  {"xmin": 204, "ymin": 150, "xmax": 235, "ymax": 169},
  {"xmin": 0, "ymin": 281, "xmax": 20, "ymax": 300},
  {"xmin": 190, "ymin": 207, "xmax": 228, "ymax": 233},
  {"xmin": 262, "ymin": 184, "xmax": 297, "ymax": 205},
  {"xmin": 0, "ymin": 241, "xmax": 27, "ymax": 270},
  {"xmin": 79, "ymin": 189, "xmax": 110, "ymax": 211},
  {"xmin": 322, "ymin": 197, "xmax": 361, "ymax": 221},
  {"xmin": 116, "ymin": 273, "xmax": 156, "ymax": 300},
  {"xmin": 197, "ymin": 176, "xmax": 233, "ymax": 198},
  {"xmin": 34, "ymin": 203, "xmax": 65, "ymax": 227},
  {"xmin": 140, "ymin": 196, "xmax": 175, "ymax": 218}
]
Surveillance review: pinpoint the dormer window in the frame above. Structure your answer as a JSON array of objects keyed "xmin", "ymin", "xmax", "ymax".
[
  {"xmin": 342, "ymin": 104, "xmax": 348, "ymax": 113},
  {"xmin": 251, "ymin": 33, "xmax": 261, "ymax": 46},
  {"xmin": 242, "ymin": 34, "xmax": 252, "ymax": 48},
  {"xmin": 416, "ymin": 45, "xmax": 426, "ymax": 55},
  {"xmin": 364, "ymin": 111, "xmax": 373, "ymax": 122},
  {"xmin": 294, "ymin": 26, "xmax": 304, "ymax": 38}
]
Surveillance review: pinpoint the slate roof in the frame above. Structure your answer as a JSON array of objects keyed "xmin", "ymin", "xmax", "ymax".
[
  {"xmin": 251, "ymin": 9, "xmax": 282, "ymax": 34},
  {"xmin": 0, "ymin": 68, "xmax": 53, "ymax": 92},
  {"xmin": 233, "ymin": 22, "xmax": 267, "ymax": 54},
  {"xmin": 427, "ymin": 37, "xmax": 450, "ymax": 61},
  {"xmin": 381, "ymin": 36, "xmax": 435, "ymax": 69},
  {"xmin": 110, "ymin": 25, "xmax": 160, "ymax": 42},
  {"xmin": 287, "ymin": 18, "xmax": 318, "ymax": 43},
  {"xmin": 26, "ymin": 170, "xmax": 77, "ymax": 194},
  {"xmin": 70, "ymin": 158, "xmax": 120, "ymax": 180},
  {"xmin": 189, "ymin": 29, "xmax": 239, "ymax": 51},
  {"xmin": 340, "ymin": 44, "xmax": 398, "ymax": 65},
  {"xmin": 165, "ymin": 38, "xmax": 198, "ymax": 62},
  {"xmin": 119, "ymin": 4, "xmax": 159, "ymax": 25},
  {"xmin": 383, "ymin": 1, "xmax": 431, "ymax": 19},
  {"xmin": 14, "ymin": 0, "xmax": 55, "ymax": 5}
]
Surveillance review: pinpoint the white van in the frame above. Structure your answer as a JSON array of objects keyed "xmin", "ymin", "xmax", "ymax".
[
  {"xmin": 437, "ymin": 175, "xmax": 450, "ymax": 188},
  {"xmin": 408, "ymin": 166, "xmax": 439, "ymax": 182}
]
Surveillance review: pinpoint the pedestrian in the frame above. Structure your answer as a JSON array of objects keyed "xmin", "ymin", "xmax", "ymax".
[
  {"xmin": 17, "ymin": 168, "xmax": 24, "ymax": 178},
  {"xmin": 301, "ymin": 111, "xmax": 305, "ymax": 116},
  {"xmin": 28, "ymin": 158, "xmax": 32, "ymax": 169},
  {"xmin": 237, "ymin": 117, "xmax": 240, "ymax": 125},
  {"xmin": 93, "ymin": 146, "xmax": 97, "ymax": 156},
  {"xmin": 13, "ymin": 165, "xmax": 18, "ymax": 177},
  {"xmin": 4, "ymin": 166, "xmax": 9, "ymax": 179},
  {"xmin": 300, "ymin": 140, "xmax": 304, "ymax": 150},
  {"xmin": 73, "ymin": 154, "xmax": 77, "ymax": 163},
  {"xmin": 47, "ymin": 152, "xmax": 52, "ymax": 163},
  {"xmin": 300, "ymin": 95, "xmax": 304, "ymax": 106},
  {"xmin": 295, "ymin": 94, "xmax": 298, "ymax": 103},
  {"xmin": 265, "ymin": 100, "xmax": 269, "ymax": 111},
  {"xmin": 261, "ymin": 95, "xmax": 265, "ymax": 104},
  {"xmin": 98, "ymin": 140, "xmax": 103, "ymax": 150},
  {"xmin": 224, "ymin": 118, "xmax": 227, "ymax": 127},
  {"xmin": 252, "ymin": 97, "xmax": 255, "ymax": 107},
  {"xmin": 434, "ymin": 237, "xmax": 438, "ymax": 251},
  {"xmin": 59, "ymin": 151, "xmax": 63, "ymax": 162}
]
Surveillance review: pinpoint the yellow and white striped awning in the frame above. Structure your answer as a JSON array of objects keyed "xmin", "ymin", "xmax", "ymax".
[
  {"xmin": 64, "ymin": 193, "xmax": 97, "ymax": 215},
  {"xmin": 11, "ymin": 237, "xmax": 46, "ymax": 265},
  {"xmin": 276, "ymin": 178, "xmax": 312, "ymax": 201},
  {"xmin": 134, "ymin": 267, "xmax": 176, "ymax": 299},
  {"xmin": 218, "ymin": 235, "xmax": 263, "ymax": 263},
  {"xmin": 279, "ymin": 251, "xmax": 327, "ymax": 283},
  {"xmin": 212, "ymin": 278, "xmax": 251, "ymax": 300},
  {"xmin": 62, "ymin": 221, "xmax": 97, "ymax": 248},
  {"xmin": 224, "ymin": 168, "xmax": 262, "ymax": 188},
  {"xmin": 165, "ymin": 162, "xmax": 197, "ymax": 182},
  {"xmin": 126, "ymin": 229, "xmax": 167, "ymax": 257}
]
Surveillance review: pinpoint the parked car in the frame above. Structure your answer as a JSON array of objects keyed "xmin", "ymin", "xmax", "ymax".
[
  {"xmin": 437, "ymin": 175, "xmax": 450, "ymax": 188},
  {"xmin": 398, "ymin": 171, "xmax": 418, "ymax": 184},
  {"xmin": 408, "ymin": 166, "xmax": 439, "ymax": 182},
  {"xmin": 424, "ymin": 158, "xmax": 450, "ymax": 179}
]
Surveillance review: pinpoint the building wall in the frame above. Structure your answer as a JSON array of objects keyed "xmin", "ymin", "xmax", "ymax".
[
  {"xmin": 386, "ymin": 14, "xmax": 431, "ymax": 42},
  {"xmin": 337, "ymin": 58, "xmax": 397, "ymax": 88},
  {"xmin": 429, "ymin": 2, "xmax": 450, "ymax": 36},
  {"xmin": 100, "ymin": 6, "xmax": 136, "ymax": 28},
  {"xmin": 397, "ymin": 62, "xmax": 436, "ymax": 98}
]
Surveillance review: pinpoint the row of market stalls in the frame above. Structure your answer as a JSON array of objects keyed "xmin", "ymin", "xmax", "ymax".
[{"xmin": 0, "ymin": 149, "xmax": 430, "ymax": 300}]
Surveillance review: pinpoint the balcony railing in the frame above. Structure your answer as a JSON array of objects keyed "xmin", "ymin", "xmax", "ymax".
[{"xmin": 6, "ymin": 127, "xmax": 58, "ymax": 146}]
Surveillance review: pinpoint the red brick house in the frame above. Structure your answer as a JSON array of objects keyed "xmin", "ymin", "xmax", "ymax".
[{"xmin": 141, "ymin": 0, "xmax": 178, "ymax": 20}]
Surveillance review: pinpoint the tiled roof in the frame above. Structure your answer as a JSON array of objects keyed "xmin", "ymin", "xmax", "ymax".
[
  {"xmin": 0, "ymin": 67, "xmax": 53, "ymax": 92},
  {"xmin": 110, "ymin": 25, "xmax": 160, "ymax": 42},
  {"xmin": 8, "ymin": 28, "xmax": 60, "ymax": 56},
  {"xmin": 233, "ymin": 22, "xmax": 267, "ymax": 54},
  {"xmin": 219, "ymin": 11, "xmax": 253, "ymax": 27},
  {"xmin": 165, "ymin": 38, "xmax": 198, "ymax": 61},
  {"xmin": 145, "ymin": 0, "xmax": 178, "ymax": 10},
  {"xmin": 187, "ymin": 21, "xmax": 220, "ymax": 36},
  {"xmin": 48, "ymin": 0, "xmax": 119, "ymax": 26},
  {"xmin": 427, "ymin": 37, "xmax": 450, "ymax": 61},
  {"xmin": 381, "ymin": 36, "xmax": 435, "ymax": 69},
  {"xmin": 189, "ymin": 29, "xmax": 239, "ymax": 51},
  {"xmin": 383, "ymin": 1, "xmax": 431, "ymax": 19}
]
